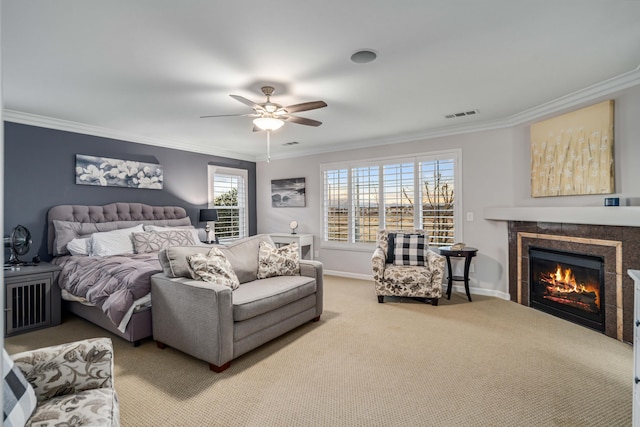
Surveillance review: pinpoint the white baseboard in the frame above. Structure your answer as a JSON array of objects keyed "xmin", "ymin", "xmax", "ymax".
[
  {"xmin": 324, "ymin": 270, "xmax": 374, "ymax": 281},
  {"xmin": 323, "ymin": 270, "xmax": 511, "ymax": 300}
]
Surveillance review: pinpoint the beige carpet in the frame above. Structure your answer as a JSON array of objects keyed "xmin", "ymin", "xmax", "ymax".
[{"xmin": 5, "ymin": 276, "xmax": 633, "ymax": 426}]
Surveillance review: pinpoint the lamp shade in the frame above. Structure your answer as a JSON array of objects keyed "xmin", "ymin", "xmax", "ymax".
[{"xmin": 199, "ymin": 209, "xmax": 218, "ymax": 222}]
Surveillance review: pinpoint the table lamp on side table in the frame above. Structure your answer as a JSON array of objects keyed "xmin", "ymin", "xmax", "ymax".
[{"xmin": 199, "ymin": 209, "xmax": 219, "ymax": 244}]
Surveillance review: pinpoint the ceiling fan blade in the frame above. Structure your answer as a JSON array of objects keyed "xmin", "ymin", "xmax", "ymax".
[
  {"xmin": 200, "ymin": 113, "xmax": 259, "ymax": 119},
  {"xmin": 230, "ymin": 94, "xmax": 260, "ymax": 109},
  {"xmin": 284, "ymin": 115, "xmax": 323, "ymax": 127},
  {"xmin": 284, "ymin": 100, "xmax": 327, "ymax": 114}
]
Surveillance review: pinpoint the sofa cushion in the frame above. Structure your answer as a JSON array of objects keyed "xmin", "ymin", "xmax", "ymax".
[
  {"xmin": 257, "ymin": 241, "xmax": 300, "ymax": 279},
  {"xmin": 159, "ymin": 234, "xmax": 275, "ymax": 283},
  {"xmin": 29, "ymin": 388, "xmax": 119, "ymax": 427},
  {"xmin": 187, "ymin": 247, "xmax": 240, "ymax": 290},
  {"xmin": 383, "ymin": 264, "xmax": 436, "ymax": 285},
  {"xmin": 393, "ymin": 233, "xmax": 429, "ymax": 266},
  {"xmin": 219, "ymin": 234, "xmax": 275, "ymax": 283},
  {"xmin": 3, "ymin": 349, "xmax": 36, "ymax": 427},
  {"xmin": 232, "ymin": 275, "xmax": 317, "ymax": 321}
]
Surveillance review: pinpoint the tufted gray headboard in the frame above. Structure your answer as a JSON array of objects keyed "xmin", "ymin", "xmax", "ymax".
[{"xmin": 47, "ymin": 202, "xmax": 191, "ymax": 255}]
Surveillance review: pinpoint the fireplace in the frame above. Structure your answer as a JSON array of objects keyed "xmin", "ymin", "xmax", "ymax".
[{"xmin": 529, "ymin": 247, "xmax": 605, "ymax": 332}]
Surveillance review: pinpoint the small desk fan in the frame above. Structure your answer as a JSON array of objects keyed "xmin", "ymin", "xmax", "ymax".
[{"xmin": 4, "ymin": 225, "xmax": 32, "ymax": 265}]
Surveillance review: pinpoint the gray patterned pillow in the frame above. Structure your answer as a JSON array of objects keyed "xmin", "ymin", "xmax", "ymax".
[
  {"xmin": 257, "ymin": 241, "xmax": 300, "ymax": 279},
  {"xmin": 187, "ymin": 247, "xmax": 240, "ymax": 290},
  {"xmin": 132, "ymin": 230, "xmax": 196, "ymax": 254}
]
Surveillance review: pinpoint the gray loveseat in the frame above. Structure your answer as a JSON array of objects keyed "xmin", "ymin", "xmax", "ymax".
[{"xmin": 151, "ymin": 234, "xmax": 323, "ymax": 372}]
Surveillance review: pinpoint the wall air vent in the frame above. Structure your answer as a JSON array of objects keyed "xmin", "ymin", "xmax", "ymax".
[
  {"xmin": 445, "ymin": 109, "xmax": 479, "ymax": 119},
  {"xmin": 282, "ymin": 141, "xmax": 299, "ymax": 146}
]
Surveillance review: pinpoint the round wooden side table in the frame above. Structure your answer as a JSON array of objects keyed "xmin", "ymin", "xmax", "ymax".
[{"xmin": 439, "ymin": 246, "xmax": 478, "ymax": 302}]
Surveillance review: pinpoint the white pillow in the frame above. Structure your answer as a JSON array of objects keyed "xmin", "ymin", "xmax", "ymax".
[
  {"xmin": 144, "ymin": 225, "xmax": 203, "ymax": 245},
  {"xmin": 66, "ymin": 237, "xmax": 92, "ymax": 256},
  {"xmin": 90, "ymin": 224, "xmax": 145, "ymax": 257}
]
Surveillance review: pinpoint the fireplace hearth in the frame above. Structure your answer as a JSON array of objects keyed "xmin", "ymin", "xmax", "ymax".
[{"xmin": 529, "ymin": 247, "xmax": 605, "ymax": 332}]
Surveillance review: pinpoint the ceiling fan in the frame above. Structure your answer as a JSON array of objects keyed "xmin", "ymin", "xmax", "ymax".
[{"xmin": 200, "ymin": 86, "xmax": 327, "ymax": 132}]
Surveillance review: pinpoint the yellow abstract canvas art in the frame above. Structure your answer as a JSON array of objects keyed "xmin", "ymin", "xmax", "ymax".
[{"xmin": 530, "ymin": 100, "xmax": 614, "ymax": 197}]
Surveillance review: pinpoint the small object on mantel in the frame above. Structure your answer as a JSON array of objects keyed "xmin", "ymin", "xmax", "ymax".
[{"xmin": 604, "ymin": 197, "xmax": 620, "ymax": 207}]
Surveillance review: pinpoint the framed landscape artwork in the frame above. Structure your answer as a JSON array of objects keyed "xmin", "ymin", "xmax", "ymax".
[
  {"xmin": 271, "ymin": 177, "xmax": 306, "ymax": 207},
  {"xmin": 530, "ymin": 100, "xmax": 614, "ymax": 197}
]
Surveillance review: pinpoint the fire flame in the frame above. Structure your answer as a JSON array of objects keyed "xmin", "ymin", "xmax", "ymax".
[{"xmin": 541, "ymin": 264, "xmax": 600, "ymax": 308}]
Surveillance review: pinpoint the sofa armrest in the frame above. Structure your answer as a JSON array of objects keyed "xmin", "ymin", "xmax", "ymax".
[
  {"xmin": 11, "ymin": 338, "xmax": 114, "ymax": 402},
  {"xmin": 150, "ymin": 273, "xmax": 234, "ymax": 367},
  {"xmin": 427, "ymin": 250, "xmax": 446, "ymax": 285},
  {"xmin": 300, "ymin": 260, "xmax": 323, "ymax": 318},
  {"xmin": 372, "ymin": 247, "xmax": 386, "ymax": 283}
]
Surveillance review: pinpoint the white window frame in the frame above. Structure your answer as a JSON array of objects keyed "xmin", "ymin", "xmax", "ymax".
[
  {"xmin": 320, "ymin": 149, "xmax": 462, "ymax": 252},
  {"xmin": 208, "ymin": 166, "xmax": 248, "ymax": 242}
]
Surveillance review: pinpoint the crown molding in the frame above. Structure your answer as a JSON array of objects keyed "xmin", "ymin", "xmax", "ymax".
[
  {"xmin": 5, "ymin": 65, "xmax": 640, "ymax": 164},
  {"xmin": 261, "ymin": 65, "xmax": 640, "ymax": 162},
  {"xmin": 2, "ymin": 110, "xmax": 257, "ymax": 162}
]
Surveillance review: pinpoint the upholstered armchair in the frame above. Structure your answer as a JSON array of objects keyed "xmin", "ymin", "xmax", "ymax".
[
  {"xmin": 4, "ymin": 338, "xmax": 119, "ymax": 427},
  {"xmin": 371, "ymin": 229, "xmax": 445, "ymax": 305}
]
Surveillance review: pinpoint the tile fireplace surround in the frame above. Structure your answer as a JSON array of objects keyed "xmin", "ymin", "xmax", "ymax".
[{"xmin": 507, "ymin": 221, "xmax": 640, "ymax": 343}]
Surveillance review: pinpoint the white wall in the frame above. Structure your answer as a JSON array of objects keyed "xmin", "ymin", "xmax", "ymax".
[
  {"xmin": 511, "ymin": 84, "xmax": 640, "ymax": 207},
  {"xmin": 256, "ymin": 84, "xmax": 640, "ymax": 298}
]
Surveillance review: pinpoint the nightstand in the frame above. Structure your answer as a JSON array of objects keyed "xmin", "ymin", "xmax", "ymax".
[{"xmin": 4, "ymin": 262, "xmax": 62, "ymax": 336}]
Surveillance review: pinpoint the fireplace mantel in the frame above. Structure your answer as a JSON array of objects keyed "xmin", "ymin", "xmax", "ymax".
[{"xmin": 484, "ymin": 206, "xmax": 640, "ymax": 227}]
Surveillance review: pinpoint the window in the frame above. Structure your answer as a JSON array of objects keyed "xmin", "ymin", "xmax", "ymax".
[
  {"xmin": 208, "ymin": 166, "xmax": 247, "ymax": 241},
  {"xmin": 322, "ymin": 150, "xmax": 459, "ymax": 248}
]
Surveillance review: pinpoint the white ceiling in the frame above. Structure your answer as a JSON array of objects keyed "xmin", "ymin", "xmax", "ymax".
[{"xmin": 3, "ymin": 1, "xmax": 640, "ymax": 162}]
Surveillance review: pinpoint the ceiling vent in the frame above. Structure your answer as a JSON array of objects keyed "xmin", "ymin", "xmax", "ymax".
[
  {"xmin": 282, "ymin": 141, "xmax": 299, "ymax": 146},
  {"xmin": 445, "ymin": 109, "xmax": 479, "ymax": 119}
]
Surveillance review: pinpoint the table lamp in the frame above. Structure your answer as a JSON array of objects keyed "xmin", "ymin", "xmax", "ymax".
[{"xmin": 199, "ymin": 209, "xmax": 219, "ymax": 244}]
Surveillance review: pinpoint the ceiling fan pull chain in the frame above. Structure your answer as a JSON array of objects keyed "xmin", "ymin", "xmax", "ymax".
[{"xmin": 267, "ymin": 130, "xmax": 271, "ymax": 163}]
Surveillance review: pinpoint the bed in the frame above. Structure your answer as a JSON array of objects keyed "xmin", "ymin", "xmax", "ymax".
[{"xmin": 47, "ymin": 202, "xmax": 196, "ymax": 345}]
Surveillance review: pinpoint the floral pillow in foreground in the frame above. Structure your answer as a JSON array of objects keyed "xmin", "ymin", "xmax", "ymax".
[
  {"xmin": 187, "ymin": 247, "xmax": 240, "ymax": 290},
  {"xmin": 257, "ymin": 241, "xmax": 300, "ymax": 279}
]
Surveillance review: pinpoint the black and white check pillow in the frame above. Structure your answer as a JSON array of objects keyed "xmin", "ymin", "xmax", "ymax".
[
  {"xmin": 3, "ymin": 349, "xmax": 36, "ymax": 427},
  {"xmin": 393, "ymin": 234, "xmax": 429, "ymax": 266}
]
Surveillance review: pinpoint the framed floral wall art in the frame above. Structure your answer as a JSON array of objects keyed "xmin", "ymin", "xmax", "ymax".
[
  {"xmin": 75, "ymin": 154, "xmax": 163, "ymax": 189},
  {"xmin": 530, "ymin": 100, "xmax": 614, "ymax": 197}
]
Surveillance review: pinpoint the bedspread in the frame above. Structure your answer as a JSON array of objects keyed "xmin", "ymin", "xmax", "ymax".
[{"xmin": 52, "ymin": 254, "xmax": 161, "ymax": 328}]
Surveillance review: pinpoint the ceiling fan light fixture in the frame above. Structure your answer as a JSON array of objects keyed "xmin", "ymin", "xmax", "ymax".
[{"xmin": 253, "ymin": 117, "xmax": 284, "ymax": 131}]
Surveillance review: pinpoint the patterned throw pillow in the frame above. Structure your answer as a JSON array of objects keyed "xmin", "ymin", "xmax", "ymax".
[
  {"xmin": 3, "ymin": 349, "xmax": 36, "ymax": 427},
  {"xmin": 393, "ymin": 234, "xmax": 429, "ymax": 266},
  {"xmin": 257, "ymin": 241, "xmax": 300, "ymax": 279},
  {"xmin": 387, "ymin": 233, "xmax": 397, "ymax": 263},
  {"xmin": 187, "ymin": 247, "xmax": 240, "ymax": 290},
  {"xmin": 132, "ymin": 230, "xmax": 196, "ymax": 254}
]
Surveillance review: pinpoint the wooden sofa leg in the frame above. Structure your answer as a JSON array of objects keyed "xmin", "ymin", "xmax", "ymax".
[
  {"xmin": 209, "ymin": 362, "xmax": 231, "ymax": 373},
  {"xmin": 312, "ymin": 316, "xmax": 321, "ymax": 322},
  {"xmin": 431, "ymin": 298, "xmax": 439, "ymax": 306},
  {"xmin": 156, "ymin": 341, "xmax": 167, "ymax": 349},
  {"xmin": 377, "ymin": 296, "xmax": 384, "ymax": 303}
]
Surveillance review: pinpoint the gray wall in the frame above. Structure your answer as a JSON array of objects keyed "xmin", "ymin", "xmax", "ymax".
[{"xmin": 4, "ymin": 122, "xmax": 257, "ymax": 261}]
